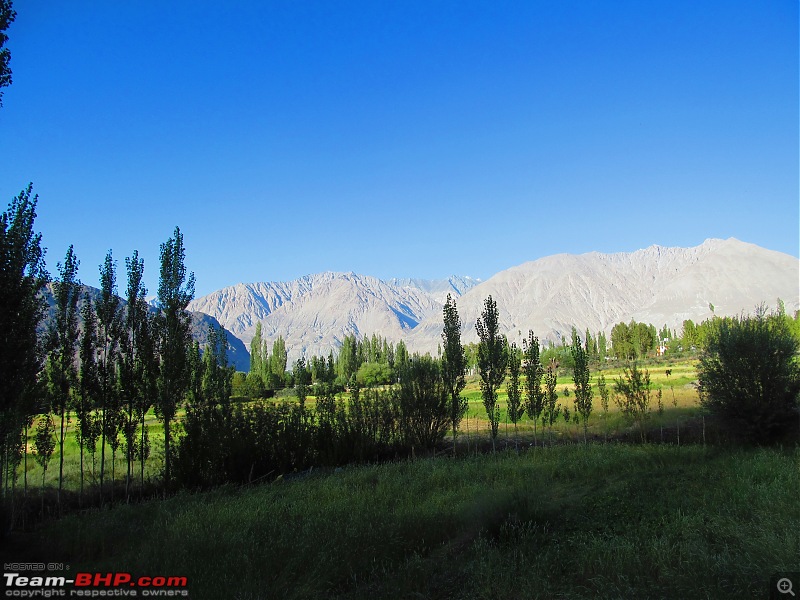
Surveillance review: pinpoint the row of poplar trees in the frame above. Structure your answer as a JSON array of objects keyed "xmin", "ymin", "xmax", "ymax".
[
  {"xmin": 0, "ymin": 185, "xmax": 197, "ymax": 509},
  {"xmin": 475, "ymin": 295, "xmax": 596, "ymax": 450}
]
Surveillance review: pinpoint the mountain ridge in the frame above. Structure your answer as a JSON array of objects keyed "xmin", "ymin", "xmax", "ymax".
[{"xmin": 187, "ymin": 238, "xmax": 799, "ymax": 365}]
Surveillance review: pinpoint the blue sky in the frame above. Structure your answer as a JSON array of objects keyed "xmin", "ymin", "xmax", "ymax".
[{"xmin": 1, "ymin": 1, "xmax": 797, "ymax": 298}]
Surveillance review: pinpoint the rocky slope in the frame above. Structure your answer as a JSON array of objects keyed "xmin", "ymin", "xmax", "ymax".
[
  {"xmin": 188, "ymin": 238, "xmax": 799, "ymax": 365},
  {"xmin": 187, "ymin": 272, "xmax": 445, "ymax": 359},
  {"xmin": 406, "ymin": 238, "xmax": 800, "ymax": 353}
]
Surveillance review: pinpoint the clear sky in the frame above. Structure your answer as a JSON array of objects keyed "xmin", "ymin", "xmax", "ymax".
[{"xmin": 1, "ymin": 1, "xmax": 797, "ymax": 298}]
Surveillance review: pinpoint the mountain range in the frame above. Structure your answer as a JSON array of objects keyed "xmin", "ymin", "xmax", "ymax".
[
  {"xmin": 187, "ymin": 238, "xmax": 799, "ymax": 365},
  {"xmin": 42, "ymin": 284, "xmax": 251, "ymax": 372}
]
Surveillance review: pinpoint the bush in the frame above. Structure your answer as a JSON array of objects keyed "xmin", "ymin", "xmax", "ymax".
[
  {"xmin": 614, "ymin": 362, "xmax": 653, "ymax": 442},
  {"xmin": 396, "ymin": 355, "xmax": 449, "ymax": 449},
  {"xmin": 697, "ymin": 310, "xmax": 800, "ymax": 444}
]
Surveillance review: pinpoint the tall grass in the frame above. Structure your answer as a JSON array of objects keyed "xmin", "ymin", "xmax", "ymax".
[{"xmin": 31, "ymin": 443, "xmax": 799, "ymax": 599}]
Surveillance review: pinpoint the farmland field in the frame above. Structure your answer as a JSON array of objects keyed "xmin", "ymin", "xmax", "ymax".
[{"xmin": 15, "ymin": 359, "xmax": 704, "ymax": 492}]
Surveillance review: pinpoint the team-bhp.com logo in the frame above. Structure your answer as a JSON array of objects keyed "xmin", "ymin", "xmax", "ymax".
[{"xmin": 3, "ymin": 571, "xmax": 189, "ymax": 597}]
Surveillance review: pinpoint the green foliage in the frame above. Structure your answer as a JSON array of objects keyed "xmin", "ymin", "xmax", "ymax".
[
  {"xmin": 355, "ymin": 361, "xmax": 393, "ymax": 388},
  {"xmin": 0, "ymin": 0, "xmax": 15, "ymax": 106},
  {"xmin": 249, "ymin": 322, "xmax": 269, "ymax": 385},
  {"xmin": 542, "ymin": 360, "xmax": 559, "ymax": 441},
  {"xmin": 522, "ymin": 331, "xmax": 545, "ymax": 445},
  {"xmin": 597, "ymin": 330, "xmax": 608, "ymax": 361},
  {"xmin": 571, "ymin": 332, "xmax": 593, "ymax": 441},
  {"xmin": 119, "ymin": 249, "xmax": 156, "ymax": 497},
  {"xmin": 269, "ymin": 336, "xmax": 288, "ymax": 386},
  {"xmin": 396, "ymin": 355, "xmax": 450, "ymax": 449},
  {"xmin": 241, "ymin": 372, "xmax": 265, "ymax": 398},
  {"xmin": 175, "ymin": 324, "xmax": 237, "ymax": 489},
  {"xmin": 94, "ymin": 250, "xmax": 126, "ymax": 499},
  {"xmin": 611, "ymin": 320, "xmax": 657, "ymax": 360},
  {"xmin": 77, "ymin": 294, "xmax": 100, "ymax": 497},
  {"xmin": 203, "ymin": 326, "xmax": 232, "ymax": 400},
  {"xmin": 614, "ymin": 362, "xmax": 653, "ymax": 442},
  {"xmin": 293, "ymin": 356, "xmax": 311, "ymax": 408},
  {"xmin": 33, "ymin": 413, "xmax": 55, "ymax": 486},
  {"xmin": 698, "ymin": 310, "xmax": 800, "ymax": 444},
  {"xmin": 156, "ymin": 227, "xmax": 195, "ymax": 490},
  {"xmin": 45, "ymin": 245, "xmax": 81, "ymax": 499},
  {"xmin": 476, "ymin": 295, "xmax": 508, "ymax": 448},
  {"xmin": 441, "ymin": 294, "xmax": 468, "ymax": 451},
  {"xmin": 506, "ymin": 341, "xmax": 523, "ymax": 431},
  {"xmin": 0, "ymin": 184, "xmax": 48, "ymax": 495}
]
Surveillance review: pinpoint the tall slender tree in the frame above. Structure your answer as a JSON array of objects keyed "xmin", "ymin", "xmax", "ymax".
[
  {"xmin": 250, "ymin": 322, "xmax": 266, "ymax": 383},
  {"xmin": 441, "ymin": 294, "xmax": 467, "ymax": 454},
  {"xmin": 506, "ymin": 341, "xmax": 524, "ymax": 450},
  {"xmin": 294, "ymin": 356, "xmax": 310, "ymax": 412},
  {"xmin": 77, "ymin": 294, "xmax": 99, "ymax": 502},
  {"xmin": 0, "ymin": 184, "xmax": 48, "ymax": 499},
  {"xmin": 96, "ymin": 251, "xmax": 123, "ymax": 501},
  {"xmin": 597, "ymin": 373, "xmax": 610, "ymax": 441},
  {"xmin": 543, "ymin": 360, "xmax": 559, "ymax": 445},
  {"xmin": 45, "ymin": 245, "xmax": 80, "ymax": 504},
  {"xmin": 476, "ymin": 296, "xmax": 508, "ymax": 451},
  {"xmin": 571, "ymin": 332, "xmax": 593, "ymax": 442},
  {"xmin": 33, "ymin": 412, "xmax": 55, "ymax": 513},
  {"xmin": 120, "ymin": 250, "xmax": 148, "ymax": 500},
  {"xmin": 155, "ymin": 227, "xmax": 195, "ymax": 492},
  {"xmin": 523, "ymin": 331, "xmax": 545, "ymax": 447},
  {"xmin": 270, "ymin": 336, "xmax": 288, "ymax": 388},
  {"xmin": 136, "ymin": 309, "xmax": 157, "ymax": 495}
]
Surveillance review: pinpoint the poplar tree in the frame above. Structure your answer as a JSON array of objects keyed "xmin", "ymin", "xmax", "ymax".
[
  {"xmin": 441, "ymin": 294, "xmax": 467, "ymax": 454},
  {"xmin": 77, "ymin": 294, "xmax": 100, "ymax": 501},
  {"xmin": 294, "ymin": 357, "xmax": 310, "ymax": 412},
  {"xmin": 121, "ymin": 250, "xmax": 148, "ymax": 499},
  {"xmin": 543, "ymin": 361, "xmax": 559, "ymax": 445},
  {"xmin": 597, "ymin": 374, "xmax": 610, "ymax": 441},
  {"xmin": 33, "ymin": 412, "xmax": 55, "ymax": 511},
  {"xmin": 202, "ymin": 324, "xmax": 233, "ymax": 405},
  {"xmin": 270, "ymin": 336, "xmax": 288, "ymax": 387},
  {"xmin": 0, "ymin": 184, "xmax": 48, "ymax": 497},
  {"xmin": 523, "ymin": 331, "xmax": 545, "ymax": 447},
  {"xmin": 476, "ymin": 296, "xmax": 508, "ymax": 451},
  {"xmin": 135, "ymin": 309, "xmax": 157, "ymax": 495},
  {"xmin": 96, "ymin": 251, "xmax": 123, "ymax": 501},
  {"xmin": 571, "ymin": 332, "xmax": 593, "ymax": 442},
  {"xmin": 250, "ymin": 322, "xmax": 266, "ymax": 382},
  {"xmin": 45, "ymin": 245, "xmax": 80, "ymax": 504},
  {"xmin": 155, "ymin": 227, "xmax": 195, "ymax": 492},
  {"xmin": 506, "ymin": 341, "xmax": 523, "ymax": 450}
]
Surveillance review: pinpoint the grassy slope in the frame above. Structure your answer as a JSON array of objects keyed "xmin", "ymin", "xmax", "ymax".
[{"xmin": 27, "ymin": 443, "xmax": 800, "ymax": 599}]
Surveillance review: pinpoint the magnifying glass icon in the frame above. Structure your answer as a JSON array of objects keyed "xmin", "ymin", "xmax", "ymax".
[{"xmin": 778, "ymin": 578, "xmax": 796, "ymax": 596}]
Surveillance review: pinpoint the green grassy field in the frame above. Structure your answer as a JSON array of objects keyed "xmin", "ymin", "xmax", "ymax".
[
  {"xmin": 13, "ymin": 443, "xmax": 799, "ymax": 599},
  {"xmin": 16, "ymin": 360, "xmax": 703, "ymax": 491}
]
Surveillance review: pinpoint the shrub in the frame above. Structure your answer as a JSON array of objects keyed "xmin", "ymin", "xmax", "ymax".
[
  {"xmin": 614, "ymin": 362, "xmax": 653, "ymax": 442},
  {"xmin": 396, "ymin": 355, "xmax": 449, "ymax": 449},
  {"xmin": 697, "ymin": 310, "xmax": 800, "ymax": 444}
]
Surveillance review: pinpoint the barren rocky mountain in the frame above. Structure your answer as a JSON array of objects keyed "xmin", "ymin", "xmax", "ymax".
[
  {"xmin": 188, "ymin": 238, "xmax": 799, "ymax": 365},
  {"xmin": 407, "ymin": 238, "xmax": 800, "ymax": 354},
  {"xmin": 187, "ymin": 272, "xmax": 446, "ymax": 360},
  {"xmin": 385, "ymin": 276, "xmax": 480, "ymax": 304}
]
